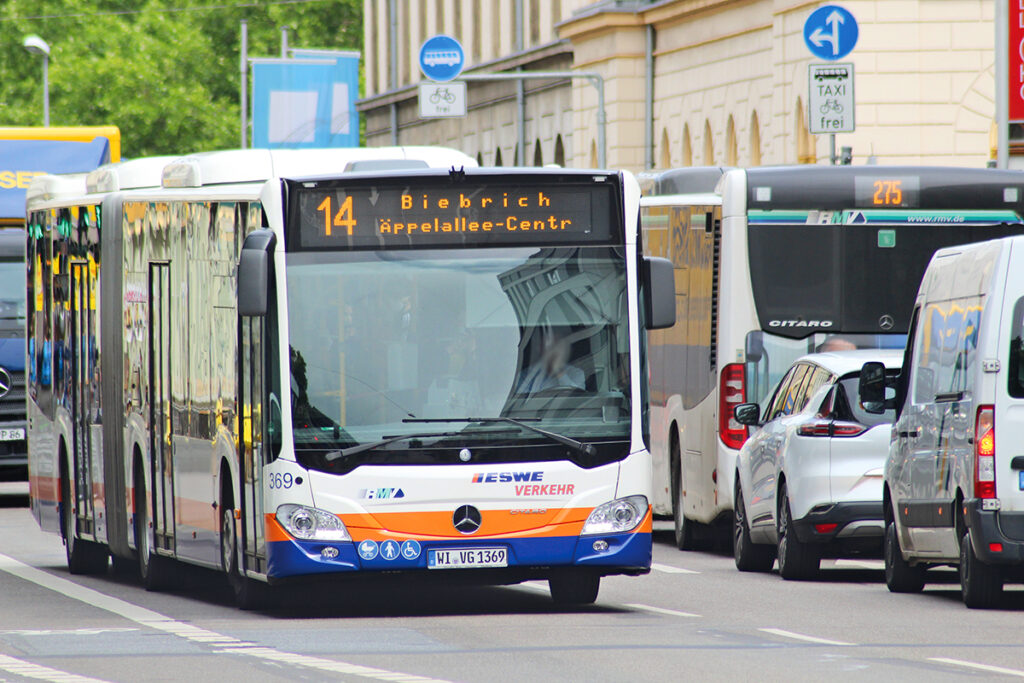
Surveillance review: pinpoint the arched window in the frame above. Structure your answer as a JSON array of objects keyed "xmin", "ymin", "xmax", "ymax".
[
  {"xmin": 476, "ymin": 151, "xmax": 484, "ymax": 166},
  {"xmin": 796, "ymin": 97, "xmax": 815, "ymax": 164},
  {"xmin": 553, "ymin": 135, "xmax": 565, "ymax": 166},
  {"xmin": 589, "ymin": 140, "xmax": 598, "ymax": 168},
  {"xmin": 682, "ymin": 123, "xmax": 692, "ymax": 166},
  {"xmin": 750, "ymin": 111, "xmax": 762, "ymax": 166},
  {"xmin": 533, "ymin": 138, "xmax": 543, "ymax": 166},
  {"xmin": 659, "ymin": 128, "xmax": 671, "ymax": 168},
  {"xmin": 513, "ymin": 143, "xmax": 520, "ymax": 166},
  {"xmin": 495, "ymin": 147, "xmax": 504, "ymax": 166},
  {"xmin": 725, "ymin": 115, "xmax": 737, "ymax": 165},
  {"xmin": 703, "ymin": 120, "xmax": 714, "ymax": 165}
]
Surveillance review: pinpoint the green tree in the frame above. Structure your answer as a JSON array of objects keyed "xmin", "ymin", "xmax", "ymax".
[{"xmin": 0, "ymin": 0, "xmax": 362, "ymax": 157}]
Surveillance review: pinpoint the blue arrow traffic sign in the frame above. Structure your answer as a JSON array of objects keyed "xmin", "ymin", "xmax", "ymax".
[
  {"xmin": 803, "ymin": 5, "xmax": 858, "ymax": 61},
  {"xmin": 419, "ymin": 35, "xmax": 465, "ymax": 82}
]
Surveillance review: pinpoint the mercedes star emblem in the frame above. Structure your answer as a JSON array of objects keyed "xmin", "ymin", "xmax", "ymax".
[
  {"xmin": 878, "ymin": 314, "xmax": 895, "ymax": 331},
  {"xmin": 452, "ymin": 504, "xmax": 482, "ymax": 535},
  {"xmin": 0, "ymin": 368, "xmax": 12, "ymax": 399}
]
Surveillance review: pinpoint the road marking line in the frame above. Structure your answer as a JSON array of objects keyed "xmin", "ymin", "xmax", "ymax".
[
  {"xmin": 831, "ymin": 559, "xmax": 884, "ymax": 570},
  {"xmin": 0, "ymin": 552, "xmax": 450, "ymax": 683},
  {"xmin": 929, "ymin": 657, "xmax": 1024, "ymax": 678},
  {"xmin": 759, "ymin": 628, "xmax": 854, "ymax": 646},
  {"xmin": 520, "ymin": 581, "xmax": 549, "ymax": 592},
  {"xmin": 624, "ymin": 603, "xmax": 700, "ymax": 618},
  {"xmin": 0, "ymin": 654, "xmax": 110, "ymax": 683},
  {"xmin": 651, "ymin": 562, "xmax": 699, "ymax": 574}
]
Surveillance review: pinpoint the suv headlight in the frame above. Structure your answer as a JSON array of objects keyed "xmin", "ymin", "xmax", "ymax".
[
  {"xmin": 276, "ymin": 504, "xmax": 351, "ymax": 541},
  {"xmin": 581, "ymin": 495, "xmax": 648, "ymax": 535}
]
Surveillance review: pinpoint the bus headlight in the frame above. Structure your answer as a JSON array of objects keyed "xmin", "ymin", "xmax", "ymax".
[
  {"xmin": 581, "ymin": 495, "xmax": 648, "ymax": 535},
  {"xmin": 276, "ymin": 504, "xmax": 351, "ymax": 541}
]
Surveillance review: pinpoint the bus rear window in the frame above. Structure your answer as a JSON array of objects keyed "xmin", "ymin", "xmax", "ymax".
[{"xmin": 748, "ymin": 222, "xmax": 1024, "ymax": 339}]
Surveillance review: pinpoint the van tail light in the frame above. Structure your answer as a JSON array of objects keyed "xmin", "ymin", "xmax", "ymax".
[
  {"xmin": 797, "ymin": 420, "xmax": 867, "ymax": 438},
  {"xmin": 974, "ymin": 405, "xmax": 996, "ymax": 499},
  {"xmin": 719, "ymin": 363, "xmax": 748, "ymax": 449}
]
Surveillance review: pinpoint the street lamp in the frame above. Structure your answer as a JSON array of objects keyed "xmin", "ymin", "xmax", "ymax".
[{"xmin": 22, "ymin": 35, "xmax": 50, "ymax": 126}]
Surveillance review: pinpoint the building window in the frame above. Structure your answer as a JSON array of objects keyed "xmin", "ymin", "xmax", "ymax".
[
  {"xmin": 796, "ymin": 97, "xmax": 815, "ymax": 164},
  {"xmin": 682, "ymin": 123, "xmax": 692, "ymax": 166},
  {"xmin": 554, "ymin": 135, "xmax": 565, "ymax": 166},
  {"xmin": 750, "ymin": 111, "xmax": 762, "ymax": 166},
  {"xmin": 703, "ymin": 120, "xmax": 714, "ymax": 165},
  {"xmin": 659, "ymin": 128, "xmax": 670, "ymax": 168},
  {"xmin": 533, "ymin": 139, "xmax": 543, "ymax": 166},
  {"xmin": 589, "ymin": 140, "xmax": 598, "ymax": 168},
  {"xmin": 495, "ymin": 147, "xmax": 504, "ymax": 166},
  {"xmin": 529, "ymin": 0, "xmax": 541, "ymax": 45},
  {"xmin": 726, "ymin": 116, "xmax": 737, "ymax": 166}
]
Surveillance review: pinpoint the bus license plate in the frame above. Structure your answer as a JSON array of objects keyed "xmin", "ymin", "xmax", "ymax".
[
  {"xmin": 0, "ymin": 428, "xmax": 24, "ymax": 441},
  {"xmin": 428, "ymin": 547, "xmax": 507, "ymax": 569}
]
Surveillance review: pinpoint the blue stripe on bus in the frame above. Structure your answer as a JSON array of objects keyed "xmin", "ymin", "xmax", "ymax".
[{"xmin": 265, "ymin": 532, "xmax": 652, "ymax": 578}]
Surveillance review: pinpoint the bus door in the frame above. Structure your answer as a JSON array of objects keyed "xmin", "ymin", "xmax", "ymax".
[
  {"xmin": 148, "ymin": 262, "xmax": 175, "ymax": 553},
  {"xmin": 240, "ymin": 317, "xmax": 267, "ymax": 573},
  {"xmin": 69, "ymin": 261, "xmax": 95, "ymax": 534}
]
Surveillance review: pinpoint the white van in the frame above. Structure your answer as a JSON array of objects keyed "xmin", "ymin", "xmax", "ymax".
[{"xmin": 860, "ymin": 236, "xmax": 1024, "ymax": 608}]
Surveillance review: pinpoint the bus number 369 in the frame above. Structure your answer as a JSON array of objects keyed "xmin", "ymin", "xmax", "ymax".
[{"xmin": 268, "ymin": 473, "xmax": 295, "ymax": 489}]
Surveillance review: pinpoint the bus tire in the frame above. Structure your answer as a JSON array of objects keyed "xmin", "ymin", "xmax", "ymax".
[
  {"xmin": 549, "ymin": 571, "xmax": 600, "ymax": 605},
  {"xmin": 960, "ymin": 530, "xmax": 1003, "ymax": 609},
  {"xmin": 733, "ymin": 483, "xmax": 774, "ymax": 572},
  {"xmin": 134, "ymin": 466, "xmax": 176, "ymax": 591},
  {"xmin": 220, "ymin": 490, "xmax": 269, "ymax": 610},
  {"xmin": 60, "ymin": 471, "xmax": 108, "ymax": 575},
  {"xmin": 776, "ymin": 486, "xmax": 819, "ymax": 580},
  {"xmin": 884, "ymin": 517, "xmax": 924, "ymax": 593},
  {"xmin": 670, "ymin": 435, "xmax": 697, "ymax": 551}
]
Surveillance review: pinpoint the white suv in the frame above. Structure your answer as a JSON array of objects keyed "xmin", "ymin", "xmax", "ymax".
[{"xmin": 732, "ymin": 349, "xmax": 902, "ymax": 579}]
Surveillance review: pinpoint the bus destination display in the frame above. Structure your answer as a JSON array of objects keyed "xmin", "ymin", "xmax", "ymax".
[
  {"xmin": 289, "ymin": 179, "xmax": 615, "ymax": 249},
  {"xmin": 854, "ymin": 175, "xmax": 920, "ymax": 208}
]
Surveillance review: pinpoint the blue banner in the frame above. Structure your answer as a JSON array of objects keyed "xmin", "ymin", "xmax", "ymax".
[
  {"xmin": 251, "ymin": 51, "xmax": 360, "ymax": 149},
  {"xmin": 0, "ymin": 138, "xmax": 110, "ymax": 219}
]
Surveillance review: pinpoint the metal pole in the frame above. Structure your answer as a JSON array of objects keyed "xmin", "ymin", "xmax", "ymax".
[
  {"xmin": 41, "ymin": 55, "xmax": 49, "ymax": 127},
  {"xmin": 515, "ymin": 0, "xmax": 525, "ymax": 166},
  {"xmin": 461, "ymin": 71, "xmax": 607, "ymax": 169},
  {"xmin": 830, "ymin": 133, "xmax": 836, "ymax": 165},
  {"xmin": 240, "ymin": 20, "xmax": 248, "ymax": 149},
  {"xmin": 281, "ymin": 26, "xmax": 289, "ymax": 59},
  {"xmin": 997, "ymin": 0, "xmax": 1009, "ymax": 169},
  {"xmin": 644, "ymin": 24, "xmax": 654, "ymax": 169},
  {"xmin": 389, "ymin": 0, "xmax": 399, "ymax": 144}
]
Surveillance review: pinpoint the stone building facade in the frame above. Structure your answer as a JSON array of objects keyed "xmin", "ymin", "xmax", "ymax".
[{"xmin": 359, "ymin": 0, "xmax": 998, "ymax": 171}]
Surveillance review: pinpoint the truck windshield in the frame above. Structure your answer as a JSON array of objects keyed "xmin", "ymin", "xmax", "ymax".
[{"xmin": 285, "ymin": 245, "xmax": 631, "ymax": 472}]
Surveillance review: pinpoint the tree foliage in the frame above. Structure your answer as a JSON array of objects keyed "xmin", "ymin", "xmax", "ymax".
[{"xmin": 0, "ymin": 0, "xmax": 362, "ymax": 157}]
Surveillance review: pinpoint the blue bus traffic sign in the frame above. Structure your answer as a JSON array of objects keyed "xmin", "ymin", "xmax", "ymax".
[
  {"xmin": 419, "ymin": 35, "xmax": 465, "ymax": 82},
  {"xmin": 803, "ymin": 5, "xmax": 858, "ymax": 61}
]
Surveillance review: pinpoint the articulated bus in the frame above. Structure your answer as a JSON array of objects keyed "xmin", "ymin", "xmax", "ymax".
[
  {"xmin": 27, "ymin": 147, "xmax": 674, "ymax": 607},
  {"xmin": 641, "ymin": 166, "xmax": 1024, "ymax": 550},
  {"xmin": 0, "ymin": 126, "xmax": 120, "ymax": 477}
]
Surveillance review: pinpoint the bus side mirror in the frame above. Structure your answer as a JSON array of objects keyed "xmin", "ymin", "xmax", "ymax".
[
  {"xmin": 237, "ymin": 229, "xmax": 276, "ymax": 317},
  {"xmin": 858, "ymin": 362, "xmax": 886, "ymax": 414},
  {"xmin": 643, "ymin": 256, "xmax": 676, "ymax": 330},
  {"xmin": 745, "ymin": 331, "xmax": 764, "ymax": 362}
]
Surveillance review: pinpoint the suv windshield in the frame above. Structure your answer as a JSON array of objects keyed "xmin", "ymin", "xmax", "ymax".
[{"xmin": 285, "ymin": 246, "xmax": 631, "ymax": 472}]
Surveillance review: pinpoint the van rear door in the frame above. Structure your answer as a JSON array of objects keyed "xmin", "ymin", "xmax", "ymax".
[{"xmin": 1000, "ymin": 291, "xmax": 1024, "ymax": 518}]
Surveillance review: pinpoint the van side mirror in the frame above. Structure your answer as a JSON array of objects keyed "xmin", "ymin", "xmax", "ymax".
[
  {"xmin": 733, "ymin": 403, "xmax": 761, "ymax": 426},
  {"xmin": 858, "ymin": 362, "xmax": 887, "ymax": 414},
  {"xmin": 237, "ymin": 229, "xmax": 276, "ymax": 317},
  {"xmin": 642, "ymin": 256, "xmax": 676, "ymax": 330}
]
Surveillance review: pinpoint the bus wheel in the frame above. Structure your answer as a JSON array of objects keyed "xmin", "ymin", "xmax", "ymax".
[
  {"xmin": 549, "ymin": 571, "xmax": 600, "ymax": 605},
  {"xmin": 776, "ymin": 486, "xmax": 819, "ymax": 580},
  {"xmin": 733, "ymin": 483, "xmax": 774, "ymax": 572},
  {"xmin": 670, "ymin": 437, "xmax": 697, "ymax": 551},
  {"xmin": 60, "ymin": 474, "xmax": 108, "ymax": 575},
  {"xmin": 220, "ymin": 497, "xmax": 269, "ymax": 610},
  {"xmin": 960, "ymin": 530, "xmax": 1003, "ymax": 609},
  {"xmin": 134, "ymin": 467, "xmax": 175, "ymax": 591}
]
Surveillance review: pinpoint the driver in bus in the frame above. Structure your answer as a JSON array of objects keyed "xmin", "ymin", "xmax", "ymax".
[{"xmin": 517, "ymin": 327, "xmax": 585, "ymax": 394}]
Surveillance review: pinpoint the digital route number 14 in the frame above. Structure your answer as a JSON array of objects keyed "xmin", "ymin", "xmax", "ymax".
[{"xmin": 317, "ymin": 195, "xmax": 356, "ymax": 236}]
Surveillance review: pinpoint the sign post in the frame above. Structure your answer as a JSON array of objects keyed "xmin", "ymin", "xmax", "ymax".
[
  {"xmin": 803, "ymin": 5, "xmax": 858, "ymax": 164},
  {"xmin": 418, "ymin": 35, "xmax": 467, "ymax": 119}
]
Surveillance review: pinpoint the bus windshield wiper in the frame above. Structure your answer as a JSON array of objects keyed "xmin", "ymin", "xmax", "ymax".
[
  {"xmin": 325, "ymin": 430, "xmax": 462, "ymax": 461},
  {"xmin": 404, "ymin": 417, "xmax": 596, "ymax": 457}
]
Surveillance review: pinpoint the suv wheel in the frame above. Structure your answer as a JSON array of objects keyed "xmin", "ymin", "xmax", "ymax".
[
  {"xmin": 776, "ymin": 486, "xmax": 819, "ymax": 580},
  {"xmin": 733, "ymin": 483, "xmax": 774, "ymax": 572}
]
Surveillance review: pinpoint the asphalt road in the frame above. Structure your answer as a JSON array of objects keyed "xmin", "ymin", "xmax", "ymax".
[{"xmin": 1, "ymin": 490, "xmax": 1023, "ymax": 682}]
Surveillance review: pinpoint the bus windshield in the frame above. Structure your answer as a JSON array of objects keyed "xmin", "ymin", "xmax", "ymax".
[{"xmin": 285, "ymin": 245, "xmax": 632, "ymax": 473}]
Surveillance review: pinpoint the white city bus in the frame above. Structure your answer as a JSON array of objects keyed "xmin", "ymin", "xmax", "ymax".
[
  {"xmin": 27, "ymin": 148, "xmax": 674, "ymax": 607},
  {"xmin": 642, "ymin": 165, "xmax": 1024, "ymax": 550}
]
